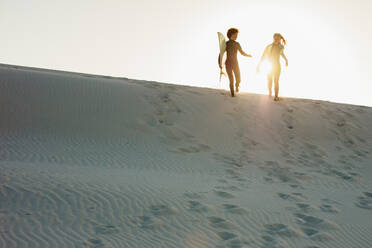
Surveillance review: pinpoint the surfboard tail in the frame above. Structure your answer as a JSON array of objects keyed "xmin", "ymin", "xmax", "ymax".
[{"xmin": 217, "ymin": 32, "xmax": 227, "ymax": 88}]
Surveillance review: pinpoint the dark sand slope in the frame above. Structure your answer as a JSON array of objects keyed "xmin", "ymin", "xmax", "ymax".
[{"xmin": 1, "ymin": 64, "xmax": 372, "ymax": 247}]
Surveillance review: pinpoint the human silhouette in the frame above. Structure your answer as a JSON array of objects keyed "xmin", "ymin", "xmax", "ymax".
[
  {"xmin": 257, "ymin": 33, "xmax": 288, "ymax": 101},
  {"xmin": 219, "ymin": 28, "xmax": 252, "ymax": 97}
]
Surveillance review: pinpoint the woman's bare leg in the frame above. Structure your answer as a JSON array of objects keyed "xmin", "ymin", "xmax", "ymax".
[
  {"xmin": 273, "ymin": 64, "xmax": 281, "ymax": 101},
  {"xmin": 274, "ymin": 75, "xmax": 279, "ymax": 99},
  {"xmin": 267, "ymin": 74, "xmax": 273, "ymax": 97}
]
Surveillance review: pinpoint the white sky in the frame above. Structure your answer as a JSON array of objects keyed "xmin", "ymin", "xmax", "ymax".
[{"xmin": 1, "ymin": 0, "xmax": 372, "ymax": 106}]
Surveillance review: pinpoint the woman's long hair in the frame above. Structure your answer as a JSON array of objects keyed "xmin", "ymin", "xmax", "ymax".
[{"xmin": 274, "ymin": 33, "xmax": 286, "ymax": 46}]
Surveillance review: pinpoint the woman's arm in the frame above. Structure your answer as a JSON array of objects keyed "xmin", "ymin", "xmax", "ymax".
[
  {"xmin": 257, "ymin": 45, "xmax": 269, "ymax": 71},
  {"xmin": 281, "ymin": 52, "xmax": 288, "ymax": 66},
  {"xmin": 237, "ymin": 43, "xmax": 252, "ymax": 57},
  {"xmin": 259, "ymin": 45, "xmax": 270, "ymax": 64}
]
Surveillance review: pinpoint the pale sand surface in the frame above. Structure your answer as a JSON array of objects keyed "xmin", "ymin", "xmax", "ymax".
[{"xmin": 0, "ymin": 64, "xmax": 372, "ymax": 247}]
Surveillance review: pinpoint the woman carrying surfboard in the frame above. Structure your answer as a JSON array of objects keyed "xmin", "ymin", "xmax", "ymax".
[
  {"xmin": 218, "ymin": 28, "xmax": 252, "ymax": 97},
  {"xmin": 257, "ymin": 33, "xmax": 288, "ymax": 101}
]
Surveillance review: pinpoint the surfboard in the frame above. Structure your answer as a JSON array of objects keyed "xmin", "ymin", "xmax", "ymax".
[{"xmin": 217, "ymin": 32, "xmax": 226, "ymax": 84}]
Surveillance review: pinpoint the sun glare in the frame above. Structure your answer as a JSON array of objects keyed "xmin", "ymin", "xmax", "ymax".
[
  {"xmin": 259, "ymin": 60, "xmax": 272, "ymax": 76},
  {"xmin": 211, "ymin": 3, "xmax": 363, "ymax": 103}
]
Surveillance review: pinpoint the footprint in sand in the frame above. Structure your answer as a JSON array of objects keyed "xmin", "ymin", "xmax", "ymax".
[
  {"xmin": 325, "ymin": 169, "xmax": 355, "ymax": 181},
  {"xmin": 263, "ymin": 223, "xmax": 304, "ymax": 238},
  {"xmin": 83, "ymin": 238, "xmax": 108, "ymax": 248},
  {"xmin": 184, "ymin": 192, "xmax": 206, "ymax": 199},
  {"xmin": 310, "ymin": 232, "xmax": 334, "ymax": 242},
  {"xmin": 294, "ymin": 213, "xmax": 339, "ymax": 230},
  {"xmin": 301, "ymin": 227, "xmax": 319, "ymax": 237},
  {"xmin": 261, "ymin": 234, "xmax": 290, "ymax": 248},
  {"xmin": 217, "ymin": 231, "xmax": 238, "ymax": 241},
  {"xmin": 241, "ymin": 138, "xmax": 261, "ymax": 150},
  {"xmin": 277, "ymin": 192, "xmax": 307, "ymax": 202},
  {"xmin": 262, "ymin": 166, "xmax": 305, "ymax": 184},
  {"xmin": 355, "ymin": 192, "xmax": 372, "ymax": 210},
  {"xmin": 355, "ymin": 136, "xmax": 367, "ymax": 144},
  {"xmin": 294, "ymin": 214, "xmax": 338, "ymax": 242},
  {"xmin": 215, "ymin": 190, "xmax": 235, "ymax": 199},
  {"xmin": 289, "ymin": 184, "xmax": 305, "ymax": 189},
  {"xmin": 161, "ymin": 94, "xmax": 170, "ymax": 103},
  {"xmin": 186, "ymin": 200, "xmax": 209, "ymax": 213},
  {"xmin": 223, "ymin": 238, "xmax": 251, "ymax": 248},
  {"xmin": 233, "ymin": 176, "xmax": 248, "ymax": 182},
  {"xmin": 301, "ymin": 227, "xmax": 333, "ymax": 242},
  {"xmin": 321, "ymin": 198, "xmax": 341, "ymax": 205},
  {"xmin": 296, "ymin": 203, "xmax": 318, "ymax": 213},
  {"xmin": 178, "ymin": 146, "xmax": 201, "ymax": 153},
  {"xmin": 307, "ymin": 143, "xmax": 328, "ymax": 159},
  {"xmin": 178, "ymin": 144, "xmax": 211, "ymax": 154},
  {"xmin": 225, "ymin": 168, "xmax": 239, "ymax": 176},
  {"xmin": 281, "ymin": 111, "xmax": 295, "ymax": 130},
  {"xmin": 149, "ymin": 204, "xmax": 178, "ymax": 216},
  {"xmin": 353, "ymin": 149, "xmax": 368, "ymax": 159},
  {"xmin": 223, "ymin": 204, "xmax": 249, "ymax": 215},
  {"xmin": 265, "ymin": 160, "xmax": 279, "ymax": 166},
  {"xmin": 319, "ymin": 204, "xmax": 339, "ymax": 214},
  {"xmin": 207, "ymin": 216, "xmax": 237, "ymax": 229},
  {"xmin": 208, "ymin": 217, "xmax": 248, "ymax": 247},
  {"xmin": 215, "ymin": 185, "xmax": 242, "ymax": 192},
  {"xmin": 94, "ymin": 224, "xmax": 120, "ymax": 235},
  {"xmin": 214, "ymin": 154, "xmax": 243, "ymax": 168},
  {"xmin": 217, "ymin": 178, "xmax": 229, "ymax": 184},
  {"xmin": 224, "ymin": 169, "xmax": 247, "ymax": 182},
  {"xmin": 136, "ymin": 215, "xmax": 163, "ymax": 229}
]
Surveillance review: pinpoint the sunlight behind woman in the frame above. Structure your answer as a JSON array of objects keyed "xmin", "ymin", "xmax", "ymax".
[
  {"xmin": 212, "ymin": 2, "xmax": 365, "ymax": 104},
  {"xmin": 258, "ymin": 59, "xmax": 272, "ymax": 77}
]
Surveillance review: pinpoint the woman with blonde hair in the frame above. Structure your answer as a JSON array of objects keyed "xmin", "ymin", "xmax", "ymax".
[{"xmin": 257, "ymin": 33, "xmax": 288, "ymax": 101}]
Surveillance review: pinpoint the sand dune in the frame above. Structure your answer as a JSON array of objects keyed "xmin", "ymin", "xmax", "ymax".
[{"xmin": 0, "ymin": 63, "xmax": 372, "ymax": 247}]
